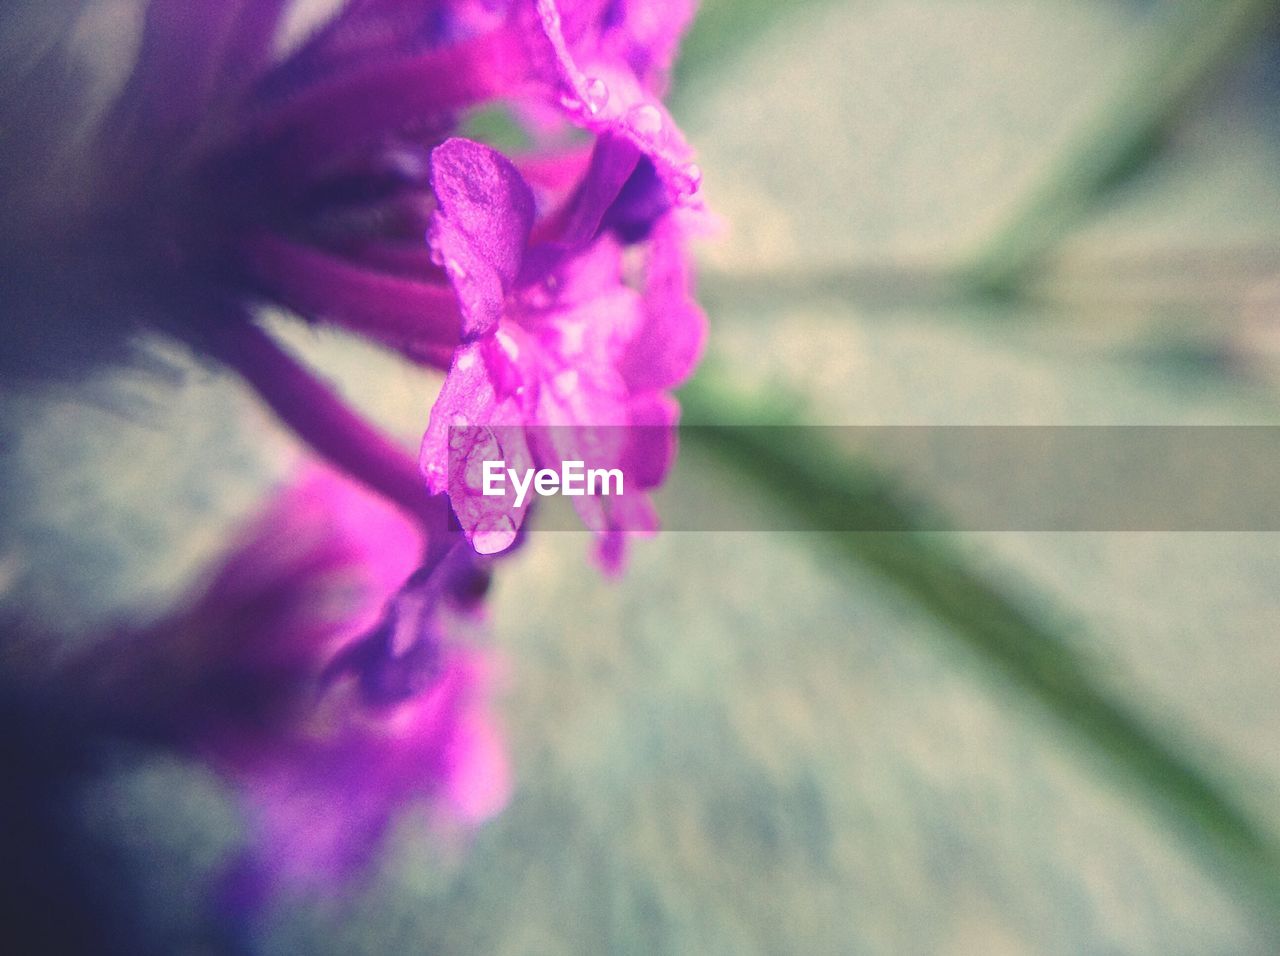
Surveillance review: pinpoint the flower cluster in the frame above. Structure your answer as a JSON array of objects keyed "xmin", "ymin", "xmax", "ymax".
[
  {"xmin": 3, "ymin": 0, "xmax": 705, "ymax": 913},
  {"xmin": 81, "ymin": 464, "xmax": 507, "ymax": 905},
  {"xmin": 8, "ymin": 0, "xmax": 706, "ymax": 554}
]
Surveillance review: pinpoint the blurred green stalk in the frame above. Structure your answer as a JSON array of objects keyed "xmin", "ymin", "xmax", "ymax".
[
  {"xmin": 680, "ymin": 368, "xmax": 1280, "ymax": 935},
  {"xmin": 964, "ymin": 0, "xmax": 1274, "ymax": 293}
]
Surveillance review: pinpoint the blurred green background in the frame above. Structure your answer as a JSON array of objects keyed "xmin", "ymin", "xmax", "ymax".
[{"xmin": 5, "ymin": 0, "xmax": 1280, "ymax": 952}]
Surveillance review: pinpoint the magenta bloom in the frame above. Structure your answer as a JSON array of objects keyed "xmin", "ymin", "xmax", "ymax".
[
  {"xmin": 4, "ymin": 0, "xmax": 707, "ymax": 909},
  {"xmin": 7, "ymin": 0, "xmax": 707, "ymax": 567},
  {"xmin": 84, "ymin": 463, "xmax": 508, "ymax": 903},
  {"xmin": 530, "ymin": 0, "xmax": 702, "ymax": 198},
  {"xmin": 419, "ymin": 138, "xmax": 704, "ymax": 559}
]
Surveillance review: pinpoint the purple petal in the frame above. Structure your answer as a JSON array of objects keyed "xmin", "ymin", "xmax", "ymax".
[
  {"xmin": 552, "ymin": 132, "xmax": 642, "ymax": 247},
  {"xmin": 93, "ymin": 464, "xmax": 511, "ymax": 906},
  {"xmin": 582, "ymin": 392, "xmax": 676, "ymax": 573},
  {"xmin": 599, "ymin": 0, "xmax": 699, "ymax": 83},
  {"xmin": 420, "ymin": 341, "xmax": 537, "ymax": 553},
  {"xmin": 623, "ymin": 214, "xmax": 707, "ymax": 390},
  {"xmin": 534, "ymin": 0, "xmax": 702, "ymax": 203},
  {"xmin": 520, "ymin": 230, "xmax": 633, "ymax": 317},
  {"xmin": 230, "ymin": 648, "xmax": 504, "ymax": 900},
  {"xmin": 547, "ymin": 0, "xmax": 698, "ymax": 86},
  {"xmin": 593, "ymin": 492, "xmax": 660, "ymax": 575},
  {"xmin": 428, "ymin": 138, "xmax": 536, "ymax": 339},
  {"xmin": 622, "ymin": 391, "xmax": 679, "ymax": 490},
  {"xmin": 600, "ymin": 154, "xmax": 670, "ymax": 243}
]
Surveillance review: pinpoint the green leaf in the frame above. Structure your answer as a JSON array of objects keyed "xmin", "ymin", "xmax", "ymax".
[{"xmin": 679, "ymin": 367, "xmax": 1280, "ymax": 933}]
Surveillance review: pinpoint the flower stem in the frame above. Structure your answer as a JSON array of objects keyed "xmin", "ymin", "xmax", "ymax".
[
  {"xmin": 680, "ymin": 365, "xmax": 1280, "ymax": 935},
  {"xmin": 962, "ymin": 0, "xmax": 1273, "ymax": 293},
  {"xmin": 229, "ymin": 27, "xmax": 531, "ymax": 176},
  {"xmin": 206, "ymin": 318, "xmax": 451, "ymax": 540},
  {"xmin": 243, "ymin": 234, "xmax": 460, "ymax": 367}
]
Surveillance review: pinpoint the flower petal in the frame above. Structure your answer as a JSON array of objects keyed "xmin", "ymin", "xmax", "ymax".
[
  {"xmin": 623, "ymin": 213, "xmax": 707, "ymax": 390},
  {"xmin": 551, "ymin": 132, "xmax": 642, "ymax": 247},
  {"xmin": 533, "ymin": 0, "xmax": 701, "ymax": 202},
  {"xmin": 420, "ymin": 341, "xmax": 537, "ymax": 554},
  {"xmin": 429, "ymin": 138, "xmax": 537, "ymax": 339}
]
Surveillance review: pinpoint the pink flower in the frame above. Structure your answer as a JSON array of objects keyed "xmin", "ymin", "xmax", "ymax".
[
  {"xmin": 82, "ymin": 463, "xmax": 508, "ymax": 905},
  {"xmin": 7, "ymin": 0, "xmax": 709, "ymax": 569},
  {"xmin": 418, "ymin": 138, "xmax": 705, "ymax": 563}
]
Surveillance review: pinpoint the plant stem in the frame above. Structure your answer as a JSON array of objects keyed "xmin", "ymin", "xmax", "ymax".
[
  {"xmin": 963, "ymin": 0, "xmax": 1273, "ymax": 292},
  {"xmin": 206, "ymin": 318, "xmax": 451, "ymax": 540},
  {"xmin": 679, "ymin": 368, "xmax": 1280, "ymax": 935}
]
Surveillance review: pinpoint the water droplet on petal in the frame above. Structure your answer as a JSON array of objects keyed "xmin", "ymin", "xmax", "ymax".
[
  {"xmin": 471, "ymin": 514, "xmax": 517, "ymax": 555},
  {"xmin": 451, "ymin": 413, "xmax": 470, "ymax": 428},
  {"xmin": 456, "ymin": 350, "xmax": 476, "ymax": 372},
  {"xmin": 675, "ymin": 162, "xmax": 702, "ymax": 201},
  {"xmin": 583, "ymin": 77, "xmax": 609, "ymax": 114},
  {"xmin": 628, "ymin": 104, "xmax": 663, "ymax": 140},
  {"xmin": 445, "ymin": 258, "xmax": 467, "ymax": 281}
]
